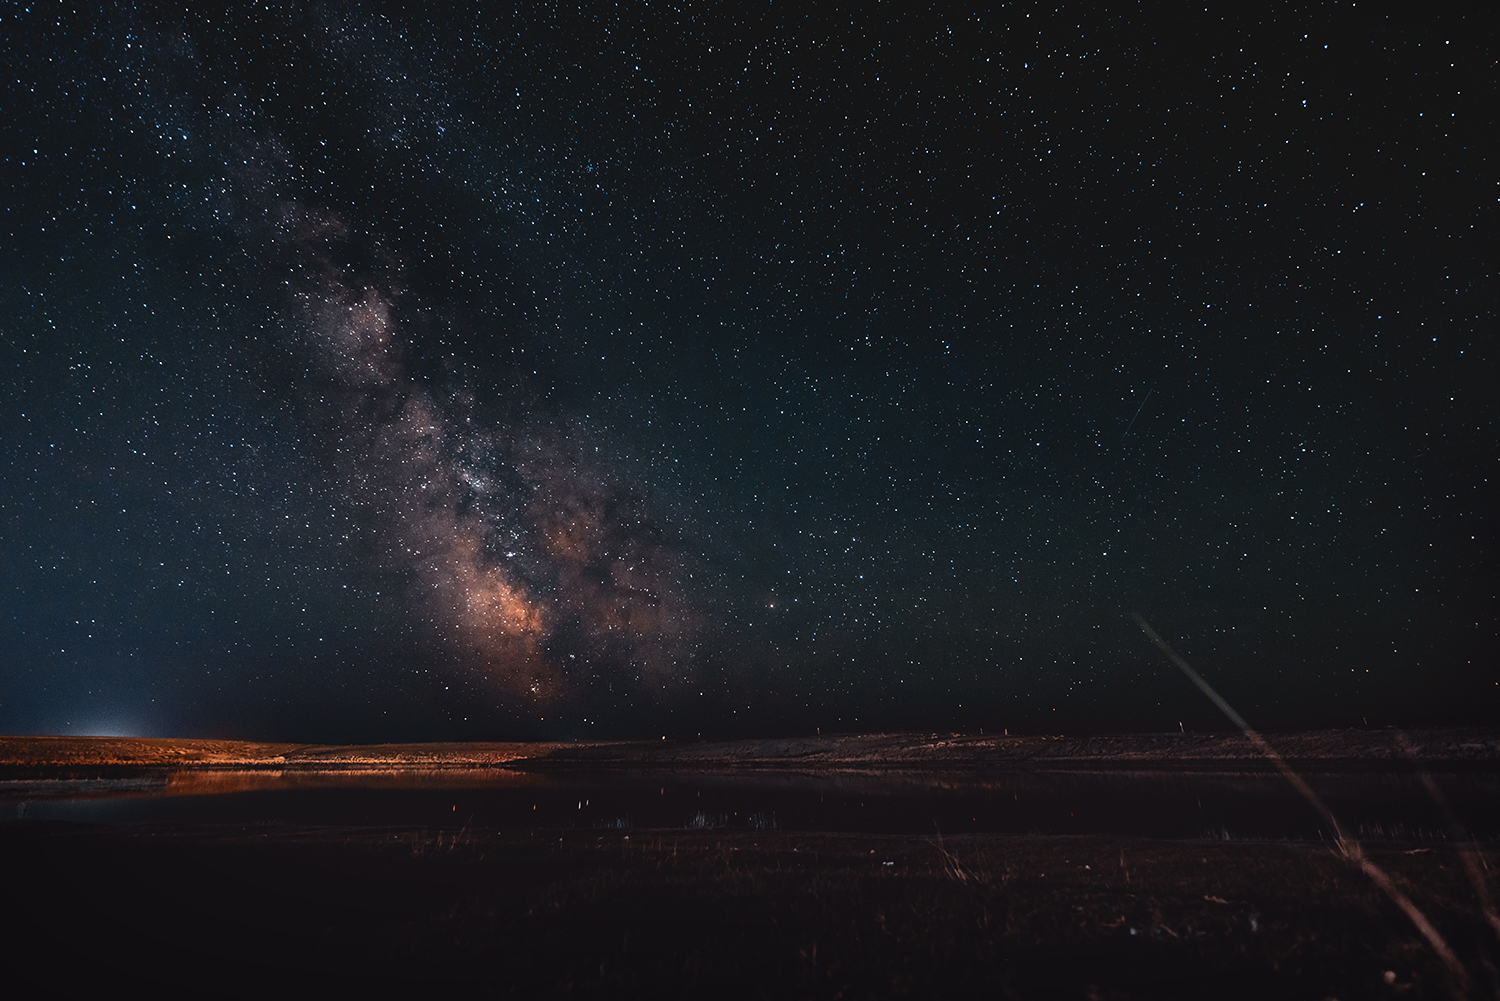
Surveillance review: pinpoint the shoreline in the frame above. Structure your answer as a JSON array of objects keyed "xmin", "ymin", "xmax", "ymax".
[{"xmin": 2, "ymin": 726, "xmax": 1497, "ymax": 781}]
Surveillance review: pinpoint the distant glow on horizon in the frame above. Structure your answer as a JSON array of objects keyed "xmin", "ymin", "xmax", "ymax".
[{"xmin": 58, "ymin": 720, "xmax": 150, "ymax": 738}]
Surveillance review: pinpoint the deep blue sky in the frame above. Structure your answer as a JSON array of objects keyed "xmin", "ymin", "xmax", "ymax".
[{"xmin": 2, "ymin": 3, "xmax": 1494, "ymax": 742}]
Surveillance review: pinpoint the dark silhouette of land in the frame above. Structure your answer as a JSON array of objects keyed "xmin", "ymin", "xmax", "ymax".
[
  {"xmin": 3, "ymin": 726, "xmax": 1498, "ymax": 776},
  {"xmin": 3, "ymin": 729, "xmax": 1497, "ymax": 999}
]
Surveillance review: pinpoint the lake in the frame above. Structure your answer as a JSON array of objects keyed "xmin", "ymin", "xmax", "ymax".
[{"xmin": 6, "ymin": 765, "xmax": 1497, "ymax": 842}]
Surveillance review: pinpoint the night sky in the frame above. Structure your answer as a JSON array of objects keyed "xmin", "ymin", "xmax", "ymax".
[{"xmin": 2, "ymin": 4, "xmax": 1494, "ymax": 743}]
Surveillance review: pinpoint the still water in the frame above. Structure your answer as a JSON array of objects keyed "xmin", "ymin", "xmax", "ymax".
[{"xmin": 5, "ymin": 767, "xmax": 1498, "ymax": 841}]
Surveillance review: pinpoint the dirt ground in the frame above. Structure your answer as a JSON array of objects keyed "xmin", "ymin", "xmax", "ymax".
[{"xmin": 4, "ymin": 821, "xmax": 1496, "ymax": 999}]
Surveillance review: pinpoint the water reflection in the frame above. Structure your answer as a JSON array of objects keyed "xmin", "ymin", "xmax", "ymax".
[
  {"xmin": 6, "ymin": 766, "xmax": 1497, "ymax": 841},
  {"xmin": 1, "ymin": 767, "xmax": 550, "ymax": 801}
]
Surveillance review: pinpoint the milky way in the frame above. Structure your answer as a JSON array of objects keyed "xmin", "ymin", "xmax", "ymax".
[{"xmin": 276, "ymin": 202, "xmax": 698, "ymax": 705}]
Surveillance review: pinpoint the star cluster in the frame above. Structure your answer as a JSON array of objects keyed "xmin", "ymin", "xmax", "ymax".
[{"xmin": 1, "ymin": 4, "xmax": 1493, "ymax": 740}]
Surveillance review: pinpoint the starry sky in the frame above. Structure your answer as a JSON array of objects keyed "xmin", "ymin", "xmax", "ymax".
[{"xmin": 2, "ymin": 3, "xmax": 1494, "ymax": 742}]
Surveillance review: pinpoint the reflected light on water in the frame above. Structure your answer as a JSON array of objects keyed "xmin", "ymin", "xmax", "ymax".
[{"xmin": 161, "ymin": 768, "xmax": 549, "ymax": 796}]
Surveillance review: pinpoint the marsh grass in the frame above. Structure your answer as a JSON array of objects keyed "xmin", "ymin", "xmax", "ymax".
[
  {"xmin": 403, "ymin": 817, "xmax": 481, "ymax": 858},
  {"xmin": 1397, "ymin": 733, "xmax": 1500, "ymax": 952},
  {"xmin": 1136, "ymin": 614, "xmax": 1499, "ymax": 1000},
  {"xmin": 748, "ymin": 811, "xmax": 779, "ymax": 831},
  {"xmin": 928, "ymin": 823, "xmax": 983, "ymax": 884},
  {"xmin": 7, "ymin": 812, "xmax": 1497, "ymax": 997}
]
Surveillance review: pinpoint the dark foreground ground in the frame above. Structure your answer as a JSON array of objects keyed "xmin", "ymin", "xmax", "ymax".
[{"xmin": 4, "ymin": 821, "xmax": 1497, "ymax": 1000}]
